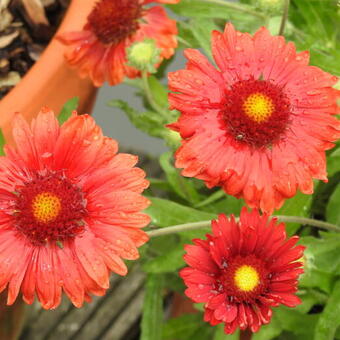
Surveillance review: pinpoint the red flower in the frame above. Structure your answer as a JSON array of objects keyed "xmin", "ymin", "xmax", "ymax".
[
  {"xmin": 168, "ymin": 23, "xmax": 340, "ymax": 213},
  {"xmin": 0, "ymin": 108, "xmax": 150, "ymax": 309},
  {"xmin": 180, "ymin": 208, "xmax": 305, "ymax": 334},
  {"xmin": 57, "ymin": 0, "xmax": 179, "ymax": 86}
]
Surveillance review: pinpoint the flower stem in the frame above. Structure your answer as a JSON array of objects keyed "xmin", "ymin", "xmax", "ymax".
[
  {"xmin": 146, "ymin": 216, "xmax": 340, "ymax": 238},
  {"xmin": 278, "ymin": 0, "xmax": 290, "ymax": 35},
  {"xmin": 141, "ymin": 71, "xmax": 168, "ymax": 118},
  {"xmin": 201, "ymin": 0, "xmax": 267, "ymax": 19}
]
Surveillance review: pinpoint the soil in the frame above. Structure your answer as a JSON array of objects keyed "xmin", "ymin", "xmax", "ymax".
[{"xmin": 0, "ymin": 0, "xmax": 71, "ymax": 99}]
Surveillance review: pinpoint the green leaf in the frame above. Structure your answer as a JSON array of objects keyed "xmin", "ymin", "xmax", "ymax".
[
  {"xmin": 213, "ymin": 325, "xmax": 239, "ymax": 340},
  {"xmin": 326, "ymin": 184, "xmax": 340, "ymax": 226},
  {"xmin": 159, "ymin": 152, "xmax": 201, "ymax": 204},
  {"xmin": 167, "ymin": 0, "xmax": 260, "ymax": 20},
  {"xmin": 148, "ymin": 76, "xmax": 168, "ymax": 109},
  {"xmin": 0, "ymin": 129, "xmax": 5, "ymax": 156},
  {"xmin": 143, "ymin": 243, "xmax": 185, "ymax": 273},
  {"xmin": 140, "ymin": 274, "xmax": 164, "ymax": 340},
  {"xmin": 58, "ymin": 97, "xmax": 79, "ymax": 125},
  {"xmin": 252, "ymin": 316, "xmax": 282, "ymax": 340},
  {"xmin": 162, "ymin": 314, "xmax": 208, "ymax": 340},
  {"xmin": 301, "ymin": 233, "xmax": 340, "ymax": 276},
  {"xmin": 146, "ymin": 197, "xmax": 216, "ymax": 227},
  {"xmin": 314, "ymin": 280, "xmax": 340, "ymax": 340},
  {"xmin": 275, "ymin": 306, "xmax": 319, "ymax": 338},
  {"xmin": 189, "ymin": 18, "xmax": 219, "ymax": 59},
  {"xmin": 276, "ymin": 191, "xmax": 312, "ymax": 235},
  {"xmin": 108, "ymin": 99, "xmax": 166, "ymax": 138},
  {"xmin": 327, "ymin": 148, "xmax": 340, "ymax": 177}
]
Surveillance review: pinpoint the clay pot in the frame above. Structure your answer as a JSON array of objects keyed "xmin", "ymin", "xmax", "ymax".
[{"xmin": 0, "ymin": 0, "xmax": 98, "ymax": 144}]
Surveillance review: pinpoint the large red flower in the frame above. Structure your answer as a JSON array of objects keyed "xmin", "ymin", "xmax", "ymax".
[
  {"xmin": 168, "ymin": 23, "xmax": 340, "ymax": 213},
  {"xmin": 57, "ymin": 0, "xmax": 179, "ymax": 86},
  {"xmin": 180, "ymin": 208, "xmax": 305, "ymax": 334},
  {"xmin": 0, "ymin": 108, "xmax": 150, "ymax": 309}
]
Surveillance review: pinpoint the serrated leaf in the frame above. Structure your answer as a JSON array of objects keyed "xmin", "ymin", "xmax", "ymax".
[
  {"xmin": 189, "ymin": 18, "xmax": 218, "ymax": 59},
  {"xmin": 140, "ymin": 274, "xmax": 164, "ymax": 340},
  {"xmin": 159, "ymin": 151, "xmax": 201, "ymax": 204},
  {"xmin": 0, "ymin": 129, "xmax": 5, "ymax": 156},
  {"xmin": 108, "ymin": 99, "xmax": 166, "ymax": 138},
  {"xmin": 314, "ymin": 280, "xmax": 340, "ymax": 340},
  {"xmin": 58, "ymin": 97, "xmax": 79, "ymax": 125}
]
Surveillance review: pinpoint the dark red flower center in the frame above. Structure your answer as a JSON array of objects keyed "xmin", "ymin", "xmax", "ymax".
[
  {"xmin": 13, "ymin": 172, "xmax": 87, "ymax": 245},
  {"xmin": 87, "ymin": 0, "xmax": 143, "ymax": 45},
  {"xmin": 223, "ymin": 79, "xmax": 291, "ymax": 147},
  {"xmin": 219, "ymin": 255, "xmax": 269, "ymax": 303}
]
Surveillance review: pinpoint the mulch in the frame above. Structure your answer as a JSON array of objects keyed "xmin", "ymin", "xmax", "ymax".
[{"xmin": 0, "ymin": 0, "xmax": 70, "ymax": 99}]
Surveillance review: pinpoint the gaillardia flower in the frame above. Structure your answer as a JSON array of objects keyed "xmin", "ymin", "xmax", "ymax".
[
  {"xmin": 57, "ymin": 0, "xmax": 179, "ymax": 86},
  {"xmin": 168, "ymin": 23, "xmax": 340, "ymax": 213},
  {"xmin": 180, "ymin": 208, "xmax": 304, "ymax": 334},
  {"xmin": 0, "ymin": 108, "xmax": 150, "ymax": 309}
]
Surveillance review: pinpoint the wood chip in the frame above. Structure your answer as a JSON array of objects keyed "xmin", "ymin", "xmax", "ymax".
[
  {"xmin": 0, "ymin": 29, "xmax": 19, "ymax": 48},
  {"xmin": 0, "ymin": 71, "xmax": 21, "ymax": 87},
  {"xmin": 0, "ymin": 58, "xmax": 10, "ymax": 74},
  {"xmin": 21, "ymin": 0, "xmax": 49, "ymax": 26},
  {"xmin": 27, "ymin": 43, "xmax": 44, "ymax": 61},
  {"xmin": 0, "ymin": 0, "xmax": 11, "ymax": 11},
  {"xmin": 0, "ymin": 9, "xmax": 13, "ymax": 32},
  {"xmin": 41, "ymin": 0, "xmax": 58, "ymax": 11}
]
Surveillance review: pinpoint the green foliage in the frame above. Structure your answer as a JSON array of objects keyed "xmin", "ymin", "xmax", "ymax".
[
  {"xmin": 276, "ymin": 191, "xmax": 312, "ymax": 235},
  {"xmin": 159, "ymin": 152, "xmax": 201, "ymax": 204},
  {"xmin": 314, "ymin": 280, "xmax": 340, "ymax": 340},
  {"xmin": 326, "ymin": 184, "xmax": 340, "ymax": 225},
  {"xmin": 289, "ymin": 0, "xmax": 340, "ymax": 75},
  {"xmin": 145, "ymin": 197, "xmax": 216, "ymax": 228},
  {"xmin": 108, "ymin": 99, "xmax": 166, "ymax": 139},
  {"xmin": 140, "ymin": 274, "xmax": 165, "ymax": 340},
  {"xmin": 0, "ymin": 129, "xmax": 5, "ymax": 156},
  {"xmin": 188, "ymin": 18, "xmax": 219, "ymax": 59},
  {"xmin": 162, "ymin": 314, "xmax": 214, "ymax": 340},
  {"xmin": 58, "ymin": 97, "xmax": 79, "ymax": 125}
]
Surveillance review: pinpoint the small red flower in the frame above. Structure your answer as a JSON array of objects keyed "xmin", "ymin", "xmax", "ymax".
[
  {"xmin": 0, "ymin": 108, "xmax": 150, "ymax": 309},
  {"xmin": 180, "ymin": 208, "xmax": 305, "ymax": 334},
  {"xmin": 168, "ymin": 23, "xmax": 340, "ymax": 213},
  {"xmin": 57, "ymin": 0, "xmax": 179, "ymax": 86}
]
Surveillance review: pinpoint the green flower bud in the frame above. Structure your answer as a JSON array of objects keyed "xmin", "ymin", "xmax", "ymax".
[{"xmin": 127, "ymin": 39, "xmax": 161, "ymax": 73}]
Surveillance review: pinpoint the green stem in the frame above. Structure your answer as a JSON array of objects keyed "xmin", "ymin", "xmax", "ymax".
[
  {"xmin": 147, "ymin": 216, "xmax": 340, "ymax": 238},
  {"xmin": 202, "ymin": 0, "xmax": 267, "ymax": 19},
  {"xmin": 278, "ymin": 0, "xmax": 290, "ymax": 35},
  {"xmin": 141, "ymin": 71, "xmax": 168, "ymax": 118}
]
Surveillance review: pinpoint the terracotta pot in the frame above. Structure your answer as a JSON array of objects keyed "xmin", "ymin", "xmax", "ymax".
[{"xmin": 0, "ymin": 0, "xmax": 98, "ymax": 144}]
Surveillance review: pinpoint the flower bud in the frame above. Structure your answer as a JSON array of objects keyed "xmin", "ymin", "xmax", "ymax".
[{"xmin": 127, "ymin": 39, "xmax": 161, "ymax": 73}]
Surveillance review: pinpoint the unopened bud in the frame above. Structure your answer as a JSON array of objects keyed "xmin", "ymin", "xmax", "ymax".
[{"xmin": 127, "ymin": 39, "xmax": 161, "ymax": 73}]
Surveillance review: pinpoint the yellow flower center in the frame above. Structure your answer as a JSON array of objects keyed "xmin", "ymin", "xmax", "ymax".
[
  {"xmin": 32, "ymin": 192, "xmax": 61, "ymax": 223},
  {"xmin": 234, "ymin": 265, "xmax": 260, "ymax": 292},
  {"xmin": 243, "ymin": 92, "xmax": 274, "ymax": 123}
]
